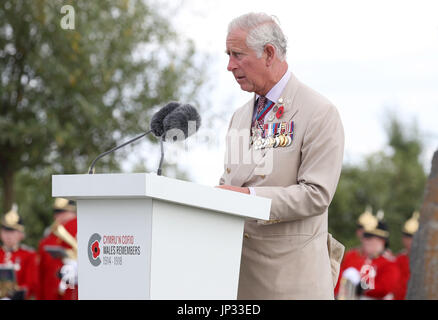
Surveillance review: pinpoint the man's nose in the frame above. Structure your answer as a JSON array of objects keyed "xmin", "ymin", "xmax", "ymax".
[{"xmin": 227, "ymin": 56, "xmax": 237, "ymax": 72}]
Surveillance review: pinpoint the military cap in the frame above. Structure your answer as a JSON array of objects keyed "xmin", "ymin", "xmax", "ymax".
[
  {"xmin": 357, "ymin": 205, "xmax": 374, "ymax": 229},
  {"xmin": 53, "ymin": 198, "xmax": 76, "ymax": 214},
  {"xmin": 362, "ymin": 209, "xmax": 389, "ymax": 239},
  {"xmin": 402, "ymin": 211, "xmax": 420, "ymax": 236},
  {"xmin": 1, "ymin": 205, "xmax": 24, "ymax": 232}
]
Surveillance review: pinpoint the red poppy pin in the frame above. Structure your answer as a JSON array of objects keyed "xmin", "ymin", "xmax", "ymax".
[
  {"xmin": 91, "ymin": 240, "xmax": 100, "ymax": 259},
  {"xmin": 276, "ymin": 106, "xmax": 284, "ymax": 119}
]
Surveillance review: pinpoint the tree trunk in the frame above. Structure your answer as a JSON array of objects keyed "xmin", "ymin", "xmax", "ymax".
[
  {"xmin": 407, "ymin": 150, "xmax": 438, "ymax": 299},
  {"xmin": 0, "ymin": 160, "xmax": 15, "ymax": 214}
]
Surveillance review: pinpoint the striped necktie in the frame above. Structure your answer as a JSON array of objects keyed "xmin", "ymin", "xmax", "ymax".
[
  {"xmin": 252, "ymin": 96, "xmax": 275, "ymax": 138},
  {"xmin": 252, "ymin": 96, "xmax": 267, "ymax": 130}
]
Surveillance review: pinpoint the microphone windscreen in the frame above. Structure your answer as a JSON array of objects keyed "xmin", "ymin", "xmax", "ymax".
[
  {"xmin": 150, "ymin": 101, "xmax": 181, "ymax": 137},
  {"xmin": 162, "ymin": 104, "xmax": 201, "ymax": 140}
]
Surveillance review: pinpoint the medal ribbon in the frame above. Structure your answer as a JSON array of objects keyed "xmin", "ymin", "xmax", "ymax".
[{"xmin": 256, "ymin": 101, "xmax": 274, "ymax": 121}]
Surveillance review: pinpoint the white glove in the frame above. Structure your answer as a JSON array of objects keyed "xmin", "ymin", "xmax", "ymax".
[
  {"xmin": 59, "ymin": 259, "xmax": 78, "ymax": 292},
  {"xmin": 342, "ymin": 267, "xmax": 361, "ymax": 285}
]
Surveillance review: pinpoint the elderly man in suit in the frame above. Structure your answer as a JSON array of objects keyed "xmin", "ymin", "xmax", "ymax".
[{"xmin": 217, "ymin": 12, "xmax": 345, "ymax": 299}]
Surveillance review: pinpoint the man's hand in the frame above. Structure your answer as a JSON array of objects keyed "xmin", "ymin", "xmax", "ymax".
[{"xmin": 216, "ymin": 184, "xmax": 250, "ymax": 194}]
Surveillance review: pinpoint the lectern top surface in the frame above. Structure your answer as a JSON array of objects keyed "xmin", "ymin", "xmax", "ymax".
[{"xmin": 52, "ymin": 173, "xmax": 271, "ymax": 220}]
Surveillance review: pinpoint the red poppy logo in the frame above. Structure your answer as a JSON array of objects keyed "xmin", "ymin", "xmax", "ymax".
[
  {"xmin": 91, "ymin": 240, "xmax": 100, "ymax": 259},
  {"xmin": 88, "ymin": 233, "xmax": 101, "ymax": 266}
]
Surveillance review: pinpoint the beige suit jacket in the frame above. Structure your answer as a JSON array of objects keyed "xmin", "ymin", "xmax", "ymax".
[{"xmin": 219, "ymin": 72, "xmax": 345, "ymax": 299}]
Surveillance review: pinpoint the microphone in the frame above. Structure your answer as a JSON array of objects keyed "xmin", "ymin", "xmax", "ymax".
[
  {"xmin": 150, "ymin": 101, "xmax": 181, "ymax": 137},
  {"xmin": 156, "ymin": 104, "xmax": 201, "ymax": 175},
  {"xmin": 87, "ymin": 101, "xmax": 182, "ymax": 174},
  {"xmin": 162, "ymin": 104, "xmax": 201, "ymax": 141}
]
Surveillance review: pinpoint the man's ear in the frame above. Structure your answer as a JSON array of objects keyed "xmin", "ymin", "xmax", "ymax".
[{"xmin": 264, "ymin": 44, "xmax": 276, "ymax": 67}]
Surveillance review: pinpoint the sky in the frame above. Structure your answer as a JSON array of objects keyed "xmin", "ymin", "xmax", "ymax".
[{"xmin": 127, "ymin": 0, "xmax": 438, "ymax": 186}]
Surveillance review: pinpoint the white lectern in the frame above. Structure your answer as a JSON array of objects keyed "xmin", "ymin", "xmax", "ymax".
[{"xmin": 52, "ymin": 173, "xmax": 271, "ymax": 300}]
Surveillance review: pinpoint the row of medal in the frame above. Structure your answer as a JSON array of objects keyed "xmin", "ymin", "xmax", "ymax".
[{"xmin": 251, "ymin": 120, "xmax": 294, "ymax": 150}]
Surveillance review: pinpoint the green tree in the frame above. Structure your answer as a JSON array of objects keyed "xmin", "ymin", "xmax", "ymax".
[
  {"xmin": 329, "ymin": 114, "xmax": 427, "ymax": 253},
  {"xmin": 0, "ymin": 0, "xmax": 204, "ymax": 247}
]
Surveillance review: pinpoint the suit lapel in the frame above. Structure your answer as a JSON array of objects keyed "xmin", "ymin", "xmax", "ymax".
[
  {"xmin": 273, "ymin": 72, "xmax": 300, "ymax": 122},
  {"xmin": 237, "ymin": 95, "xmax": 255, "ymax": 145},
  {"xmin": 229, "ymin": 96, "xmax": 259, "ymax": 186}
]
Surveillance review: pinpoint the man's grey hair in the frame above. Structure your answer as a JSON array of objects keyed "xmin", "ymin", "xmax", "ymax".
[{"xmin": 228, "ymin": 12, "xmax": 287, "ymax": 61}]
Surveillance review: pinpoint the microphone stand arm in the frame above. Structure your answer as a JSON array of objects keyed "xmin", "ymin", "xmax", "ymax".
[
  {"xmin": 88, "ymin": 129, "xmax": 153, "ymax": 174},
  {"xmin": 157, "ymin": 135, "xmax": 165, "ymax": 176}
]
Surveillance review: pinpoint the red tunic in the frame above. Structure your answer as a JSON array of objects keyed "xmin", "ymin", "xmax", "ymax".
[
  {"xmin": 37, "ymin": 232, "xmax": 64, "ymax": 299},
  {"xmin": 0, "ymin": 245, "xmax": 39, "ymax": 299},
  {"xmin": 59, "ymin": 217, "xmax": 78, "ymax": 300},
  {"xmin": 334, "ymin": 247, "xmax": 363, "ymax": 295},
  {"xmin": 335, "ymin": 247, "xmax": 400, "ymax": 299},
  {"xmin": 37, "ymin": 217, "xmax": 77, "ymax": 300},
  {"xmin": 394, "ymin": 251, "xmax": 410, "ymax": 300}
]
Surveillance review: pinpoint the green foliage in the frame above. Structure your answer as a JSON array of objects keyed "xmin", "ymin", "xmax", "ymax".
[
  {"xmin": 0, "ymin": 0, "xmax": 204, "ymax": 248},
  {"xmin": 329, "ymin": 114, "xmax": 428, "ymax": 253}
]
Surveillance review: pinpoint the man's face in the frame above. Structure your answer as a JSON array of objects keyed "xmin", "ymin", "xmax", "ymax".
[
  {"xmin": 362, "ymin": 235, "xmax": 385, "ymax": 257},
  {"xmin": 0, "ymin": 228, "xmax": 24, "ymax": 249},
  {"xmin": 226, "ymin": 28, "xmax": 269, "ymax": 95},
  {"xmin": 54, "ymin": 210, "xmax": 76, "ymax": 225},
  {"xmin": 356, "ymin": 227, "xmax": 364, "ymax": 241},
  {"xmin": 402, "ymin": 235, "xmax": 413, "ymax": 252}
]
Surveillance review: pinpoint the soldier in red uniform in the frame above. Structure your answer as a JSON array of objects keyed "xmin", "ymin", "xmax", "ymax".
[
  {"xmin": 334, "ymin": 206, "xmax": 372, "ymax": 297},
  {"xmin": 37, "ymin": 198, "xmax": 77, "ymax": 300},
  {"xmin": 394, "ymin": 211, "xmax": 419, "ymax": 300},
  {"xmin": 57, "ymin": 216, "xmax": 78, "ymax": 300},
  {"xmin": 376, "ymin": 209, "xmax": 396, "ymax": 260},
  {"xmin": 0, "ymin": 206, "xmax": 38, "ymax": 299},
  {"xmin": 335, "ymin": 212, "xmax": 400, "ymax": 299}
]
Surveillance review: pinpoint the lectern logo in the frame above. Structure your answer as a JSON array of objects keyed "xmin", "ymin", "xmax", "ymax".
[
  {"xmin": 87, "ymin": 233, "xmax": 141, "ymax": 267},
  {"xmin": 88, "ymin": 233, "xmax": 102, "ymax": 267}
]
